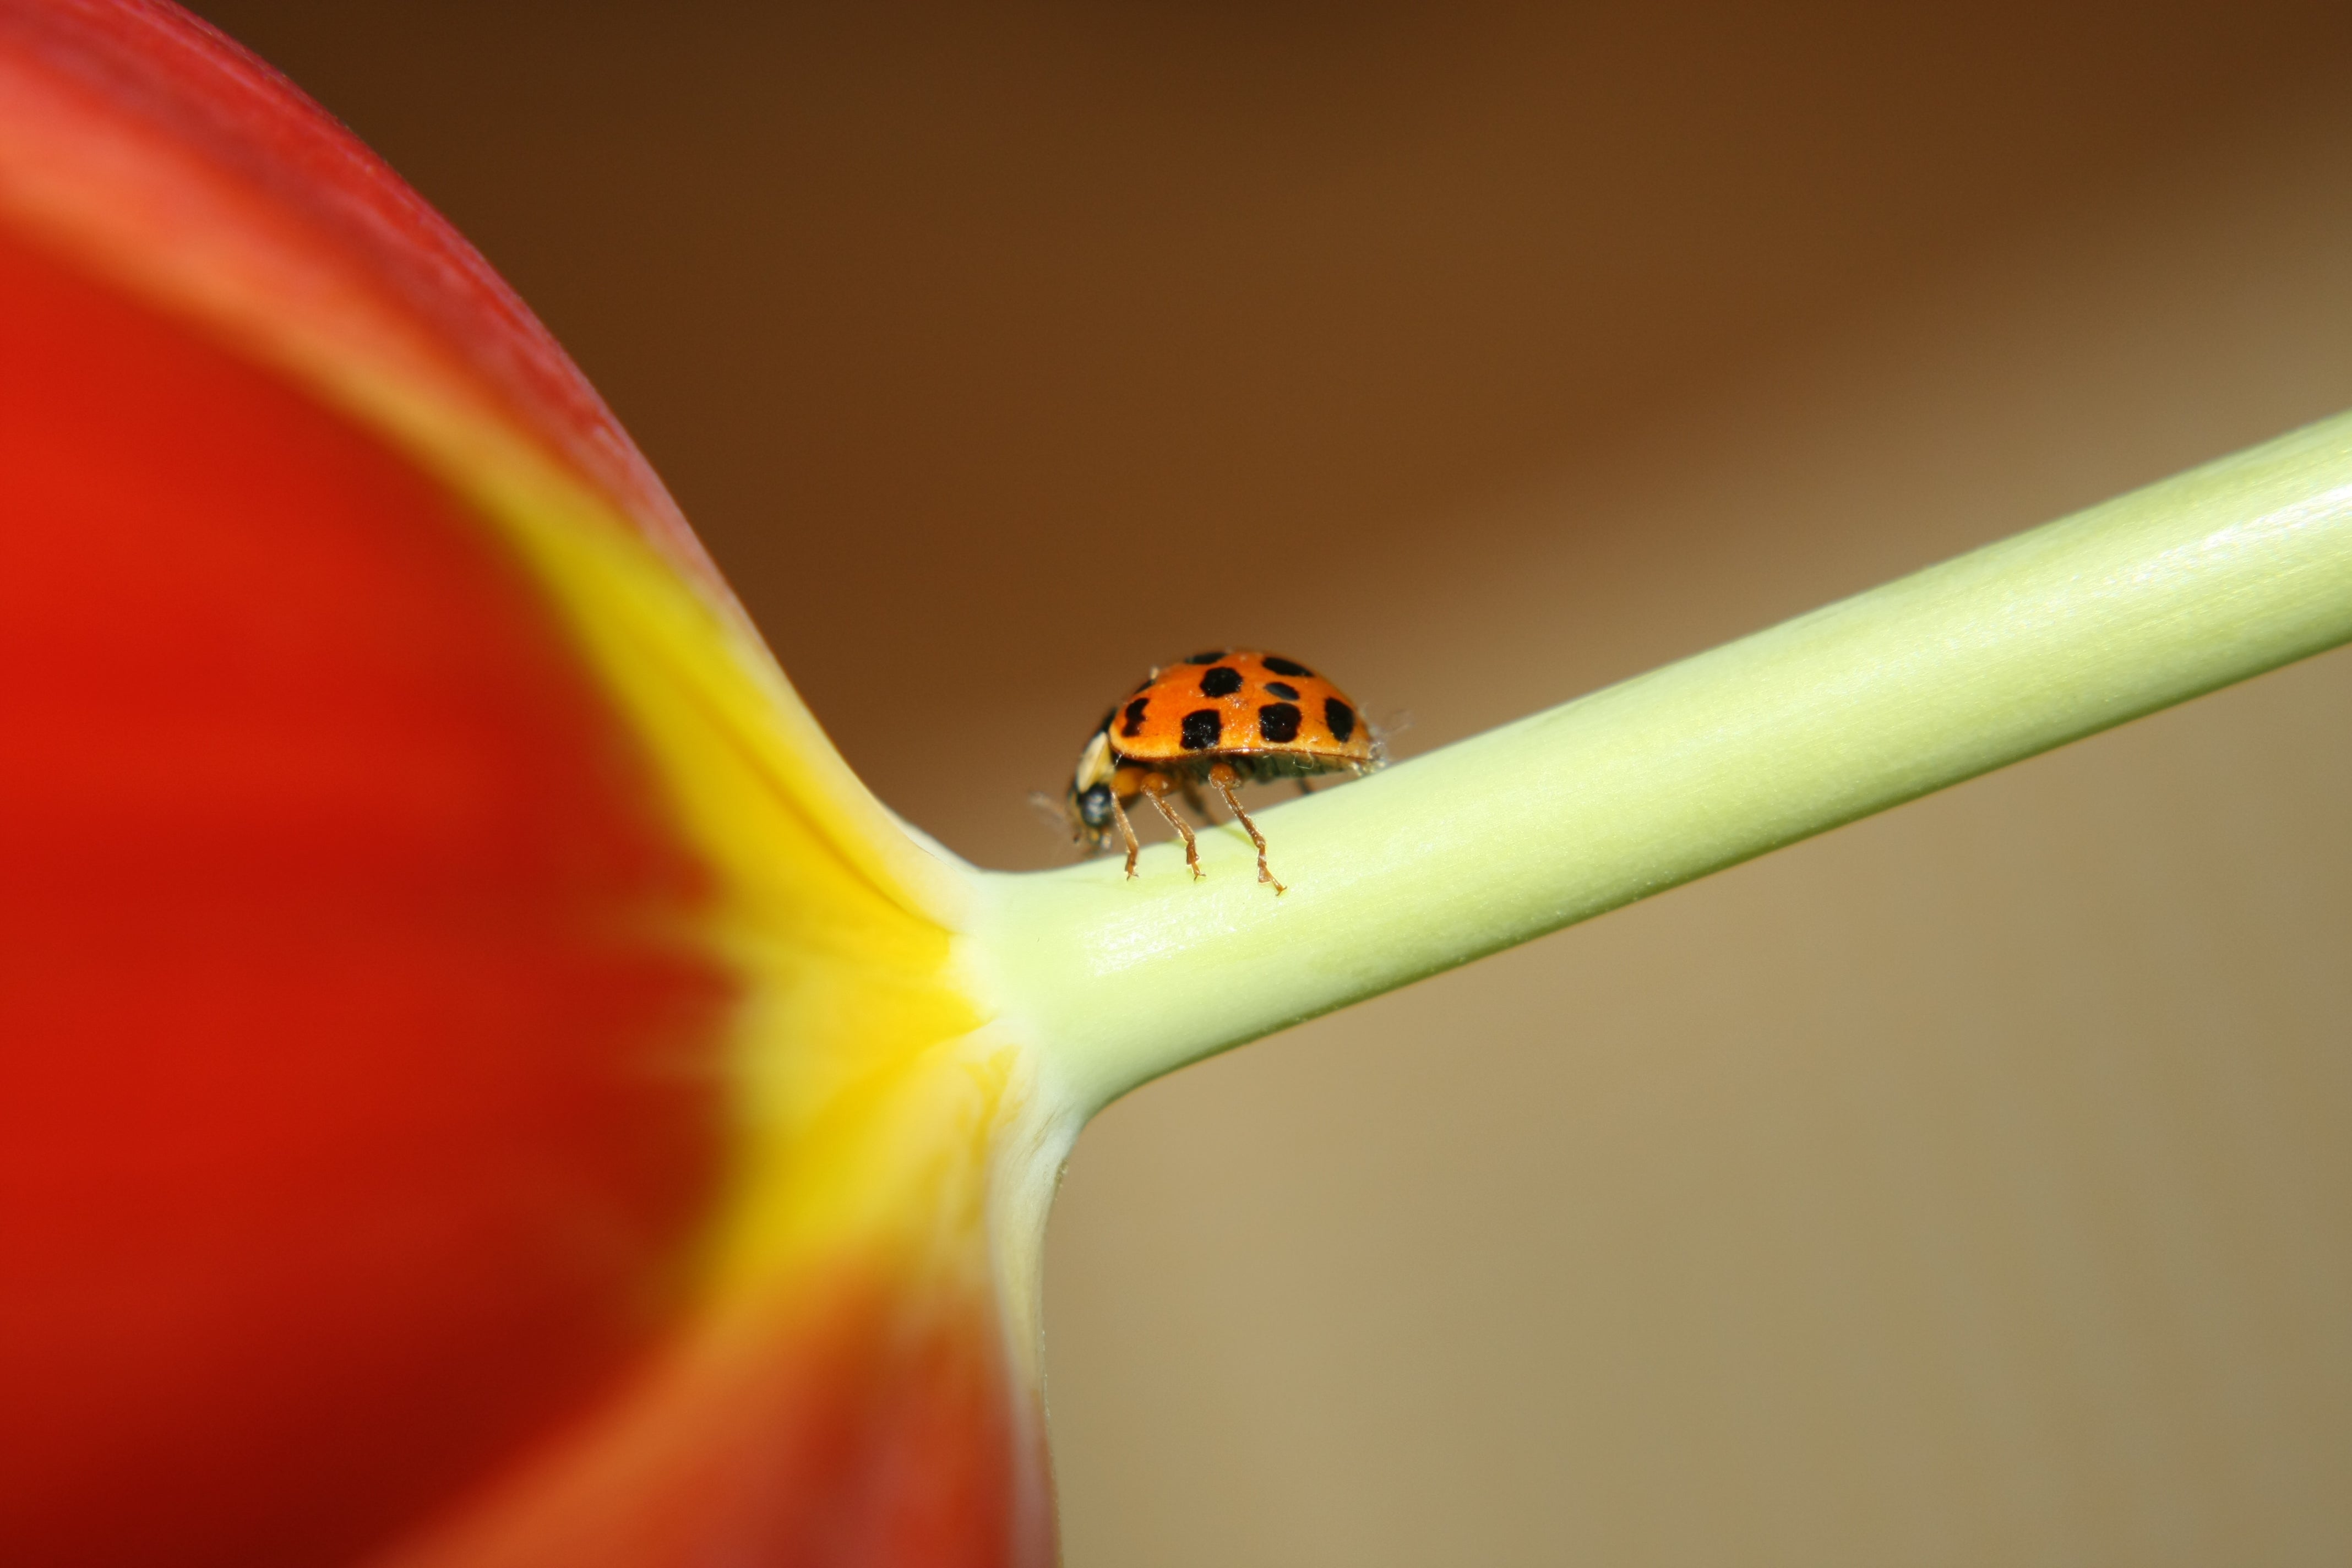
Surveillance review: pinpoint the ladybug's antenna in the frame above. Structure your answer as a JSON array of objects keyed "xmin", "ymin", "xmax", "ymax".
[{"xmin": 1027, "ymin": 790, "xmax": 1086, "ymax": 848}]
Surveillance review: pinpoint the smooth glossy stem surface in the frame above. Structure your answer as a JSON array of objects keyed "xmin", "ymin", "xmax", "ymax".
[{"xmin": 966, "ymin": 413, "xmax": 2352, "ymax": 1116}]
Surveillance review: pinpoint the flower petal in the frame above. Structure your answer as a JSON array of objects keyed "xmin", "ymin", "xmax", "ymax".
[{"xmin": 1, "ymin": 3, "xmax": 1042, "ymax": 1565}]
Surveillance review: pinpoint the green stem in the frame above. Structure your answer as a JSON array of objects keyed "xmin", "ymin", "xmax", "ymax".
[{"xmin": 964, "ymin": 412, "xmax": 2352, "ymax": 1117}]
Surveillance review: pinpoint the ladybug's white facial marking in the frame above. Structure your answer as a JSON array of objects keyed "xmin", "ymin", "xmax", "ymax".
[{"xmin": 1073, "ymin": 729, "xmax": 1115, "ymax": 792}]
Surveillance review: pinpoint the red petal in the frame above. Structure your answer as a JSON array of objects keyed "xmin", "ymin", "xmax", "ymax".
[
  {"xmin": 0, "ymin": 211, "xmax": 733, "ymax": 1568},
  {"xmin": 2, "ymin": 7, "xmax": 1044, "ymax": 1564},
  {"xmin": 0, "ymin": 0, "xmax": 710, "ymax": 578}
]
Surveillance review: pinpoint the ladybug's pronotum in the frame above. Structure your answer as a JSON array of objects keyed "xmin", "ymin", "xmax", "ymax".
[{"xmin": 1059, "ymin": 650, "xmax": 1380, "ymax": 894}]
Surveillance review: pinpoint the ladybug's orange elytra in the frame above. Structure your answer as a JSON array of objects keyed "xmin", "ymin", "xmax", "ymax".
[{"xmin": 1060, "ymin": 650, "xmax": 1380, "ymax": 894}]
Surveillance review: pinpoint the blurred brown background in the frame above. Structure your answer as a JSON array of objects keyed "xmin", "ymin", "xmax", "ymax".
[{"xmin": 191, "ymin": 2, "xmax": 2352, "ymax": 1561}]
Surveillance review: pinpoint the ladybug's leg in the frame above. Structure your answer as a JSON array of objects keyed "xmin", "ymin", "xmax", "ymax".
[
  {"xmin": 1141, "ymin": 773, "xmax": 1204, "ymax": 880},
  {"xmin": 1208, "ymin": 762, "xmax": 1286, "ymax": 894},
  {"xmin": 1294, "ymin": 776, "xmax": 1317, "ymax": 797},
  {"xmin": 1107, "ymin": 791, "xmax": 1142, "ymax": 879}
]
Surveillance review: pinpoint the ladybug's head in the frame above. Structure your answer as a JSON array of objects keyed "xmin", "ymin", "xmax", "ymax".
[
  {"xmin": 1032, "ymin": 780, "xmax": 1112, "ymax": 851},
  {"xmin": 1075, "ymin": 782, "xmax": 1114, "ymax": 840}
]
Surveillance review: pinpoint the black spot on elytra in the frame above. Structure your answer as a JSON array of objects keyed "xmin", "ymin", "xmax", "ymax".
[
  {"xmin": 1184, "ymin": 650, "xmax": 1228, "ymax": 665},
  {"xmin": 1180, "ymin": 709, "xmax": 1223, "ymax": 750},
  {"xmin": 1257, "ymin": 702, "xmax": 1303, "ymax": 744},
  {"xmin": 1261, "ymin": 655, "xmax": 1312, "ymax": 677},
  {"xmin": 1200, "ymin": 666, "xmax": 1243, "ymax": 698},
  {"xmin": 1121, "ymin": 697, "xmax": 1150, "ymax": 737},
  {"xmin": 1263, "ymin": 680, "xmax": 1300, "ymax": 700},
  {"xmin": 1324, "ymin": 698, "xmax": 1357, "ymax": 743}
]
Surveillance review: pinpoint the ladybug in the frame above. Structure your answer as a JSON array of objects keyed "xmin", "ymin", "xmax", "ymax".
[{"xmin": 1060, "ymin": 650, "xmax": 1381, "ymax": 894}]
